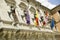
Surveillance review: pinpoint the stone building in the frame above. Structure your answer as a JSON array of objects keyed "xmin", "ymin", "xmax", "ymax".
[
  {"xmin": 51, "ymin": 5, "xmax": 60, "ymax": 32},
  {"xmin": 0, "ymin": 0, "xmax": 60, "ymax": 40}
]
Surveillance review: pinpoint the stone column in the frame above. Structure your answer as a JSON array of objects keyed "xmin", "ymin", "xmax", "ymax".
[
  {"xmin": 2, "ymin": 30, "xmax": 7, "ymax": 38},
  {"xmin": 8, "ymin": 31, "xmax": 12, "ymax": 38},
  {"xmin": 11, "ymin": 30, "xmax": 16, "ymax": 40}
]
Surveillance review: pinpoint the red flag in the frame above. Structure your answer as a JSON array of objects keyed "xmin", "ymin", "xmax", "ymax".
[{"xmin": 34, "ymin": 10, "xmax": 39, "ymax": 26}]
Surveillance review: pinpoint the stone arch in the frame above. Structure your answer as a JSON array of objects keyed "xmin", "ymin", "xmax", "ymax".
[
  {"xmin": 19, "ymin": 2, "xmax": 27, "ymax": 10},
  {"xmin": 5, "ymin": 0, "xmax": 16, "ymax": 6}
]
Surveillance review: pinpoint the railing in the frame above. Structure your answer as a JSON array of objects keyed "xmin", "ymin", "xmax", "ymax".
[
  {"xmin": 0, "ymin": 19, "xmax": 60, "ymax": 40},
  {"xmin": 0, "ymin": 28, "xmax": 60, "ymax": 40}
]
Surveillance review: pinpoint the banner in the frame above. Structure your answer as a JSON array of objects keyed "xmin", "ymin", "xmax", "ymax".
[
  {"xmin": 34, "ymin": 9, "xmax": 39, "ymax": 26},
  {"xmin": 24, "ymin": 9, "xmax": 30, "ymax": 24}
]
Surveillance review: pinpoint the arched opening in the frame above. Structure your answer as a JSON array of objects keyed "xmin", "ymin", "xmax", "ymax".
[
  {"xmin": 5, "ymin": 0, "xmax": 16, "ymax": 6},
  {"xmin": 19, "ymin": 2, "xmax": 27, "ymax": 10},
  {"xmin": 29, "ymin": 7, "xmax": 35, "ymax": 14}
]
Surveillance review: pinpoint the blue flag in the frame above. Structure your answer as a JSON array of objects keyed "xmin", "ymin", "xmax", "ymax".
[{"xmin": 50, "ymin": 18, "xmax": 55, "ymax": 30}]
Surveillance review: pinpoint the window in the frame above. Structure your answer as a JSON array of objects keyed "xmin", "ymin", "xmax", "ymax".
[{"xmin": 58, "ymin": 10, "xmax": 60, "ymax": 14}]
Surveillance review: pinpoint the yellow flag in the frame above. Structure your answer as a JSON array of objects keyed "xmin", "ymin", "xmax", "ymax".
[
  {"xmin": 34, "ymin": 20, "xmax": 37, "ymax": 26},
  {"xmin": 35, "ymin": 10, "xmax": 39, "ymax": 18},
  {"xmin": 34, "ymin": 10, "xmax": 39, "ymax": 26}
]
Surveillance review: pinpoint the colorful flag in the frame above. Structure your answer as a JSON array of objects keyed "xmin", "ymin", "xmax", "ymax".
[
  {"xmin": 44, "ymin": 11, "xmax": 49, "ymax": 24},
  {"xmin": 24, "ymin": 9, "xmax": 30, "ymax": 24},
  {"xmin": 50, "ymin": 17, "xmax": 55, "ymax": 30},
  {"xmin": 45, "ymin": 11, "xmax": 49, "ymax": 17},
  {"xmin": 34, "ymin": 10, "xmax": 39, "ymax": 26},
  {"xmin": 43, "ymin": 21, "xmax": 46, "ymax": 26}
]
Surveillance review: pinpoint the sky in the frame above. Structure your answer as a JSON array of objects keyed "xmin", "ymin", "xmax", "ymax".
[{"xmin": 36, "ymin": 0, "xmax": 60, "ymax": 9}]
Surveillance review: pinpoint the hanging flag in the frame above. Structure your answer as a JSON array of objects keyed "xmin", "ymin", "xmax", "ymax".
[
  {"xmin": 40, "ymin": 10, "xmax": 45, "ymax": 22},
  {"xmin": 35, "ymin": 10, "xmax": 39, "ymax": 18},
  {"xmin": 45, "ymin": 11, "xmax": 49, "ymax": 17},
  {"xmin": 45, "ymin": 11, "xmax": 49, "ymax": 19},
  {"xmin": 24, "ymin": 9, "xmax": 30, "ymax": 24},
  {"xmin": 43, "ymin": 21, "xmax": 46, "ymax": 26},
  {"xmin": 50, "ymin": 17, "xmax": 55, "ymax": 30},
  {"xmin": 34, "ymin": 9, "xmax": 39, "ymax": 26},
  {"xmin": 44, "ymin": 11, "xmax": 49, "ymax": 24}
]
